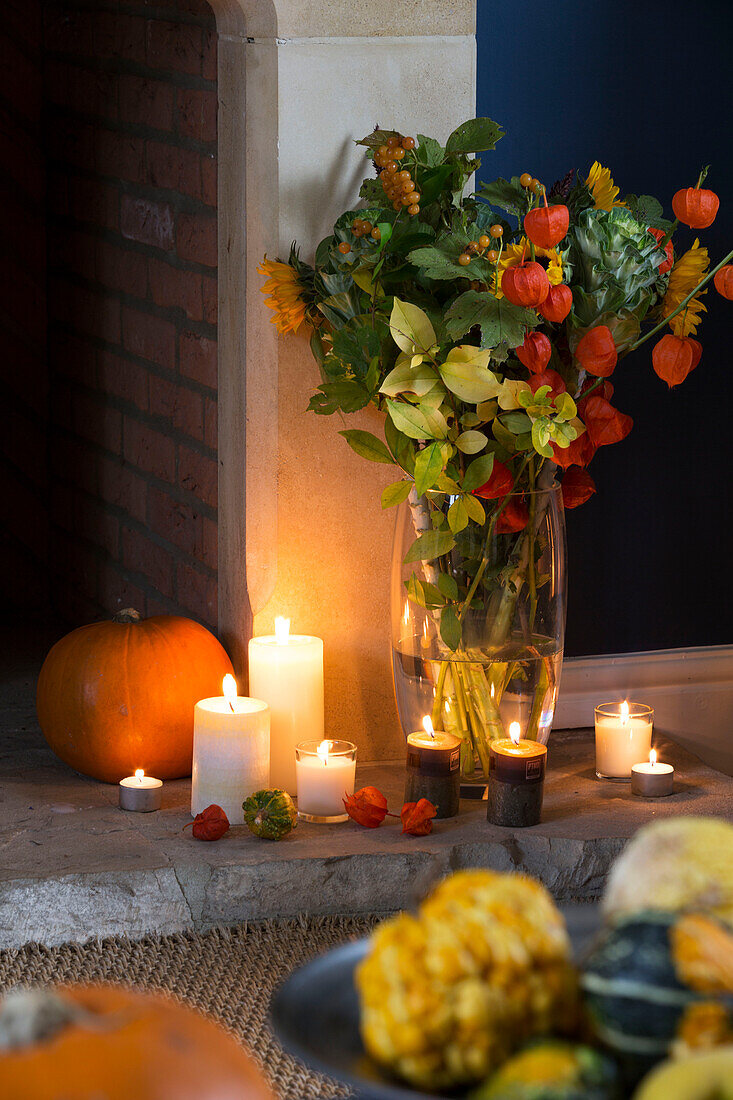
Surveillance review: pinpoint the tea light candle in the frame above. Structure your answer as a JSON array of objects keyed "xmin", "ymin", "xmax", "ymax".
[
  {"xmin": 119, "ymin": 769, "xmax": 162, "ymax": 812},
  {"xmin": 405, "ymin": 716, "xmax": 461, "ymax": 818},
  {"xmin": 191, "ymin": 675, "xmax": 270, "ymax": 823},
  {"xmin": 631, "ymin": 749, "xmax": 674, "ymax": 797},
  {"xmin": 249, "ymin": 618, "xmax": 324, "ymax": 795},
  {"xmin": 487, "ymin": 722, "xmax": 547, "ymax": 827},
  {"xmin": 595, "ymin": 701, "xmax": 654, "ymax": 779},
  {"xmin": 295, "ymin": 739, "xmax": 356, "ymax": 823}
]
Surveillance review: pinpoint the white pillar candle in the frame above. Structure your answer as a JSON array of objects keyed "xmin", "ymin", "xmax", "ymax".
[
  {"xmin": 295, "ymin": 739, "xmax": 356, "ymax": 822},
  {"xmin": 248, "ymin": 618, "xmax": 324, "ymax": 794},
  {"xmin": 594, "ymin": 700, "xmax": 654, "ymax": 779},
  {"xmin": 192, "ymin": 675, "xmax": 270, "ymax": 823}
]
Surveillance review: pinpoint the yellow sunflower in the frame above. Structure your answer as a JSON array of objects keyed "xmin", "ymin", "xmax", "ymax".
[
  {"xmin": 663, "ymin": 239, "xmax": 709, "ymax": 337},
  {"xmin": 493, "ymin": 238, "xmax": 563, "ymax": 297},
  {"xmin": 586, "ymin": 162, "xmax": 626, "ymax": 211},
  {"xmin": 258, "ymin": 256, "xmax": 307, "ymax": 334}
]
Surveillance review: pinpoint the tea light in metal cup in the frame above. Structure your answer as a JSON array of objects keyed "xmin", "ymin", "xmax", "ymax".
[
  {"xmin": 631, "ymin": 749, "xmax": 674, "ymax": 797},
  {"xmin": 487, "ymin": 722, "xmax": 547, "ymax": 827},
  {"xmin": 405, "ymin": 716, "xmax": 461, "ymax": 818},
  {"xmin": 119, "ymin": 769, "xmax": 162, "ymax": 812}
]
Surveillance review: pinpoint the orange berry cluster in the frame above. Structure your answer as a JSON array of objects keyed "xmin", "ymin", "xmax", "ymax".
[
  {"xmin": 374, "ymin": 135, "xmax": 421, "ymax": 215},
  {"xmin": 337, "ymin": 218, "xmax": 382, "ymax": 255},
  {"xmin": 520, "ymin": 171, "xmax": 544, "ymax": 194},
  {"xmin": 458, "ymin": 225, "xmax": 503, "ymax": 267}
]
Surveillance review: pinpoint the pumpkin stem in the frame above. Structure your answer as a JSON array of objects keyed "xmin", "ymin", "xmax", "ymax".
[
  {"xmin": 113, "ymin": 608, "xmax": 143, "ymax": 624},
  {"xmin": 0, "ymin": 989, "xmax": 85, "ymax": 1050}
]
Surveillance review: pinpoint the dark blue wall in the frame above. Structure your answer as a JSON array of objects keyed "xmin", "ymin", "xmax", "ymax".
[{"xmin": 477, "ymin": 0, "xmax": 732, "ymax": 657}]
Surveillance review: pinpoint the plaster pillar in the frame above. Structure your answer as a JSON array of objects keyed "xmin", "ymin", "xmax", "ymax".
[{"xmin": 215, "ymin": 0, "xmax": 476, "ymax": 758}]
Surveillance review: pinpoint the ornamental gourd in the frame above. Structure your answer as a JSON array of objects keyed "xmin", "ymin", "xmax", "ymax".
[
  {"xmin": 714, "ymin": 264, "xmax": 733, "ymax": 300},
  {"xmin": 470, "ymin": 1041, "xmax": 619, "ymax": 1100},
  {"xmin": 539, "ymin": 283, "xmax": 573, "ymax": 323},
  {"xmin": 524, "ymin": 203, "xmax": 570, "ymax": 249},
  {"xmin": 501, "ymin": 261, "xmax": 550, "ymax": 307},
  {"xmin": 37, "ymin": 610, "xmax": 234, "ymax": 783},
  {"xmin": 243, "ymin": 788, "xmax": 298, "ymax": 839},
  {"xmin": 575, "ymin": 326, "xmax": 618, "ymax": 377},
  {"xmin": 672, "ymin": 186, "xmax": 720, "ymax": 229},
  {"xmin": 0, "ymin": 985, "xmax": 274, "ymax": 1100},
  {"xmin": 652, "ymin": 334, "xmax": 701, "ymax": 388}
]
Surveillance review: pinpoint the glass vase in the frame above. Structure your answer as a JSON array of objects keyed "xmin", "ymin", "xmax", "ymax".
[{"xmin": 391, "ymin": 484, "xmax": 567, "ymax": 785}]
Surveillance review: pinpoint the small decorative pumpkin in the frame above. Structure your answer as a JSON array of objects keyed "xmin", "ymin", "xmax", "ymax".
[
  {"xmin": 714, "ymin": 264, "xmax": 733, "ymax": 300},
  {"xmin": 581, "ymin": 911, "xmax": 733, "ymax": 1083},
  {"xmin": 37, "ymin": 609, "xmax": 234, "ymax": 782},
  {"xmin": 632, "ymin": 1046, "xmax": 733, "ymax": 1100},
  {"xmin": 516, "ymin": 330, "xmax": 552, "ymax": 373},
  {"xmin": 672, "ymin": 186, "xmax": 720, "ymax": 229},
  {"xmin": 574, "ymin": 325, "xmax": 618, "ymax": 377},
  {"xmin": 243, "ymin": 789, "xmax": 297, "ymax": 840},
  {"xmin": 524, "ymin": 203, "xmax": 570, "ymax": 249},
  {"xmin": 652, "ymin": 334, "xmax": 700, "ymax": 387},
  {"xmin": 470, "ymin": 1040, "xmax": 619, "ymax": 1100},
  {"xmin": 539, "ymin": 283, "xmax": 573, "ymax": 323},
  {"xmin": 0, "ymin": 985, "xmax": 273, "ymax": 1100},
  {"xmin": 502, "ymin": 261, "xmax": 550, "ymax": 307}
]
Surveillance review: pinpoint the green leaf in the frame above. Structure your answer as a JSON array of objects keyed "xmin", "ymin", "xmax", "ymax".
[
  {"xmin": 340, "ymin": 429, "xmax": 394, "ymax": 464},
  {"xmin": 308, "ymin": 380, "xmax": 370, "ymax": 415},
  {"xmin": 437, "ymin": 573, "xmax": 459, "ymax": 600},
  {"xmin": 448, "ymin": 497, "xmax": 469, "ymax": 534},
  {"xmin": 381, "ymin": 480, "xmax": 412, "ymax": 509},
  {"xmin": 444, "ymin": 292, "xmax": 539, "ymax": 349},
  {"xmin": 386, "ymin": 399, "xmax": 448, "ymax": 441},
  {"xmin": 418, "ymin": 164, "xmax": 454, "ymax": 205},
  {"xmin": 415, "ymin": 134, "xmax": 445, "ymax": 167},
  {"xmin": 553, "ymin": 393, "xmax": 577, "ymax": 423},
  {"xmin": 380, "ymin": 360, "xmax": 440, "ymax": 398},
  {"xmin": 445, "ymin": 117, "xmax": 504, "ymax": 154},
  {"xmin": 455, "ymin": 430, "xmax": 489, "ymax": 454},
  {"xmin": 331, "ymin": 325, "xmax": 381, "ymax": 377},
  {"xmin": 463, "ymin": 493, "xmax": 486, "ymax": 524},
  {"xmin": 501, "ymin": 410, "xmax": 533, "ymax": 434},
  {"xmin": 531, "ymin": 417, "xmax": 554, "ymax": 459},
  {"xmin": 404, "ymin": 529, "xmax": 456, "ymax": 564},
  {"xmin": 438, "ymin": 346, "xmax": 502, "ymax": 403},
  {"xmin": 462, "ymin": 453, "xmax": 495, "ymax": 492},
  {"xmin": 389, "ymin": 298, "xmax": 437, "ymax": 355},
  {"xmin": 440, "ymin": 604, "xmax": 462, "ymax": 651},
  {"xmin": 478, "ymin": 176, "xmax": 526, "ymax": 217},
  {"xmin": 414, "ymin": 441, "xmax": 447, "ymax": 497},
  {"xmin": 406, "ymin": 574, "xmax": 445, "ymax": 610}
]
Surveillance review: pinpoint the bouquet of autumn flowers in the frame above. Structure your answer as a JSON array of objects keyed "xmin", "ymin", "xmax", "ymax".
[{"xmin": 260, "ymin": 117, "xmax": 732, "ymax": 775}]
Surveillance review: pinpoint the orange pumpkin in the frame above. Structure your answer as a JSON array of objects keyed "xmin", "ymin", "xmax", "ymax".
[
  {"xmin": 37, "ymin": 609, "xmax": 234, "ymax": 782},
  {"xmin": 0, "ymin": 985, "xmax": 273, "ymax": 1100}
]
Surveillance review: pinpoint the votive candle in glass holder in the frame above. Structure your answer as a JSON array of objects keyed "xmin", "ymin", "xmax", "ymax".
[
  {"xmin": 295, "ymin": 739, "xmax": 356, "ymax": 823},
  {"xmin": 594, "ymin": 701, "xmax": 654, "ymax": 780}
]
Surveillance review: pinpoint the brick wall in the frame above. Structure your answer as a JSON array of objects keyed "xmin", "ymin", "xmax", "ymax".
[
  {"xmin": 0, "ymin": 1, "xmax": 49, "ymax": 615},
  {"xmin": 44, "ymin": 0, "xmax": 219, "ymax": 630}
]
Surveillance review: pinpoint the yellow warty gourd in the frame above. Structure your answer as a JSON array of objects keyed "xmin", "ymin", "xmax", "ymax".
[
  {"xmin": 603, "ymin": 817, "xmax": 733, "ymax": 925},
  {"xmin": 356, "ymin": 870, "xmax": 578, "ymax": 1091}
]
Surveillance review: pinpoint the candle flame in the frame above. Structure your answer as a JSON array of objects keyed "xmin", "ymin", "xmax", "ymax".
[
  {"xmin": 316, "ymin": 739, "xmax": 331, "ymax": 765},
  {"xmin": 620, "ymin": 700, "xmax": 630, "ymax": 725},
  {"xmin": 422, "ymin": 715, "xmax": 435, "ymax": 739},
  {"xmin": 135, "ymin": 769, "xmax": 144, "ymax": 783},
  {"xmin": 509, "ymin": 721, "xmax": 521, "ymax": 745},
  {"xmin": 649, "ymin": 748, "xmax": 657, "ymax": 767},
  {"xmin": 223, "ymin": 674, "xmax": 237, "ymax": 711},
  {"xmin": 275, "ymin": 616, "xmax": 291, "ymax": 645}
]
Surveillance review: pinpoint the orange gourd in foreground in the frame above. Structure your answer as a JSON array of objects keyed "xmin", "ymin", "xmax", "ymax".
[
  {"xmin": 37, "ymin": 609, "xmax": 234, "ymax": 782},
  {"xmin": 0, "ymin": 986, "xmax": 273, "ymax": 1100}
]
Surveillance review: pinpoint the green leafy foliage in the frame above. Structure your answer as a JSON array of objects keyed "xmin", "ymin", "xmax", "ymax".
[
  {"xmin": 445, "ymin": 118, "xmax": 504, "ymax": 155},
  {"xmin": 462, "ymin": 453, "xmax": 495, "ymax": 492},
  {"xmin": 477, "ymin": 176, "xmax": 526, "ymax": 217},
  {"xmin": 404, "ymin": 529, "xmax": 456, "ymax": 564},
  {"xmin": 381, "ymin": 480, "xmax": 412, "ymax": 509},
  {"xmin": 406, "ymin": 574, "xmax": 445, "ymax": 610},
  {"xmin": 414, "ymin": 441, "xmax": 449, "ymax": 496},
  {"xmin": 339, "ymin": 429, "xmax": 394, "ymax": 464},
  {"xmin": 444, "ymin": 292, "xmax": 540, "ymax": 349},
  {"xmin": 440, "ymin": 604, "xmax": 462, "ymax": 651}
]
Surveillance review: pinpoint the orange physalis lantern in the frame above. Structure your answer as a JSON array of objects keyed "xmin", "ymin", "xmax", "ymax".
[
  {"xmin": 551, "ymin": 431, "xmax": 595, "ymax": 469},
  {"xmin": 538, "ymin": 283, "xmax": 573, "ymax": 323},
  {"xmin": 343, "ymin": 786, "xmax": 388, "ymax": 828},
  {"xmin": 524, "ymin": 204, "xmax": 570, "ymax": 249},
  {"xmin": 496, "ymin": 496, "xmax": 529, "ymax": 533},
  {"xmin": 561, "ymin": 466, "xmax": 597, "ymax": 509},
  {"xmin": 651, "ymin": 334, "xmax": 701, "ymax": 388},
  {"xmin": 648, "ymin": 227, "xmax": 674, "ymax": 274},
  {"xmin": 501, "ymin": 261, "xmax": 550, "ymax": 307},
  {"xmin": 575, "ymin": 325, "xmax": 618, "ymax": 377},
  {"xmin": 472, "ymin": 459, "xmax": 514, "ymax": 500},
  {"xmin": 516, "ymin": 330, "xmax": 552, "ymax": 373},
  {"xmin": 580, "ymin": 395, "xmax": 633, "ymax": 448},
  {"xmin": 529, "ymin": 368, "xmax": 567, "ymax": 400},
  {"xmin": 714, "ymin": 264, "xmax": 733, "ymax": 300},
  {"xmin": 672, "ymin": 186, "xmax": 719, "ymax": 229}
]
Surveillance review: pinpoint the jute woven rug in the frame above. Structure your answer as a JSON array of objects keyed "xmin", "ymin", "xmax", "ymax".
[{"xmin": 0, "ymin": 915, "xmax": 384, "ymax": 1099}]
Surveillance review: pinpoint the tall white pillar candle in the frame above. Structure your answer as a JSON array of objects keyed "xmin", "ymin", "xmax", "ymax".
[
  {"xmin": 248, "ymin": 618, "xmax": 324, "ymax": 794},
  {"xmin": 192, "ymin": 676, "xmax": 270, "ymax": 822}
]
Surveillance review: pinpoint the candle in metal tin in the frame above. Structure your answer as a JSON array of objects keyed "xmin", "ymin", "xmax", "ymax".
[
  {"xmin": 487, "ymin": 722, "xmax": 547, "ymax": 827},
  {"xmin": 119, "ymin": 769, "xmax": 162, "ymax": 812},
  {"xmin": 405, "ymin": 716, "xmax": 461, "ymax": 818},
  {"xmin": 631, "ymin": 749, "xmax": 674, "ymax": 797}
]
